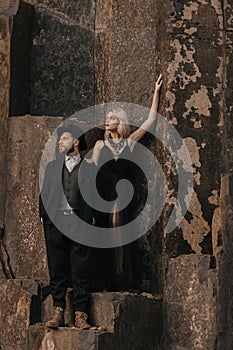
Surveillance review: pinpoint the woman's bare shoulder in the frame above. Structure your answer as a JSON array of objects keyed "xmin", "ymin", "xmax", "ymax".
[{"xmin": 95, "ymin": 139, "xmax": 104, "ymax": 147}]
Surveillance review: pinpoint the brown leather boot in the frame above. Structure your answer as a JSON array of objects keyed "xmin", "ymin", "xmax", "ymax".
[
  {"xmin": 46, "ymin": 306, "xmax": 64, "ymax": 329},
  {"xmin": 74, "ymin": 311, "xmax": 91, "ymax": 330}
]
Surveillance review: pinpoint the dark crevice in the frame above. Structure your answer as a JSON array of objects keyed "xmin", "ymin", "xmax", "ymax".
[
  {"xmin": 30, "ymin": 292, "xmax": 42, "ymax": 324},
  {"xmin": 10, "ymin": 0, "xmax": 34, "ymax": 116},
  {"xmin": 221, "ymin": 0, "xmax": 226, "ymax": 33},
  {"xmin": 209, "ymin": 255, "xmax": 216, "ymax": 269},
  {"xmin": 0, "ymin": 226, "xmax": 15, "ymax": 279}
]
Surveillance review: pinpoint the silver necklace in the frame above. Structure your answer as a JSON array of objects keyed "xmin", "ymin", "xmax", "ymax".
[{"xmin": 108, "ymin": 136, "xmax": 125, "ymax": 156}]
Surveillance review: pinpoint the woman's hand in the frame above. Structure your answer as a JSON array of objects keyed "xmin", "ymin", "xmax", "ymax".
[
  {"xmin": 85, "ymin": 158, "xmax": 93, "ymax": 164},
  {"xmin": 154, "ymin": 73, "xmax": 163, "ymax": 93},
  {"xmin": 150, "ymin": 73, "xmax": 162, "ymax": 112}
]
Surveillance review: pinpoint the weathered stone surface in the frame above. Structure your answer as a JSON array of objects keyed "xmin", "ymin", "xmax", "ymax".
[
  {"xmin": 163, "ymin": 255, "xmax": 217, "ymax": 349},
  {"xmin": 10, "ymin": 0, "xmax": 34, "ymax": 116},
  {"xmin": 29, "ymin": 325, "xmax": 102, "ymax": 350},
  {"xmin": 0, "ymin": 0, "xmax": 19, "ymax": 16},
  {"xmin": 224, "ymin": 0, "xmax": 233, "ymax": 31},
  {"xmin": 90, "ymin": 292, "xmax": 162, "ymax": 349},
  {"xmin": 0, "ymin": 17, "xmax": 10, "ymax": 229},
  {"xmin": 95, "ymin": 0, "xmax": 155, "ymax": 29},
  {"xmin": 0, "ymin": 239, "xmax": 15, "ymax": 278},
  {"xmin": 0, "ymin": 279, "xmax": 40, "ymax": 350},
  {"xmin": 225, "ymin": 32, "xmax": 233, "ymax": 173},
  {"xmin": 4, "ymin": 116, "xmax": 63, "ymax": 281},
  {"xmin": 216, "ymin": 175, "xmax": 233, "ymax": 350},
  {"xmin": 28, "ymin": 322, "xmax": 114, "ymax": 350},
  {"xmin": 109, "ymin": 26, "xmax": 156, "ymax": 106},
  {"xmin": 29, "ymin": 6, "xmax": 95, "ymax": 117},
  {"xmin": 25, "ymin": 0, "xmax": 95, "ymax": 28},
  {"xmin": 94, "ymin": 0, "xmax": 163, "ymax": 295},
  {"xmin": 95, "ymin": 1, "xmax": 156, "ymax": 107},
  {"xmin": 37, "ymin": 292, "xmax": 162, "ymax": 350},
  {"xmin": 156, "ymin": 0, "xmax": 224, "ymax": 258},
  {"xmin": 217, "ymin": 31, "xmax": 233, "ymax": 350},
  {"xmin": 111, "ymin": 0, "xmax": 156, "ymax": 29},
  {"xmin": 89, "ymin": 292, "xmax": 115, "ymax": 332},
  {"xmin": 94, "ymin": 29, "xmax": 111, "ymax": 104}
]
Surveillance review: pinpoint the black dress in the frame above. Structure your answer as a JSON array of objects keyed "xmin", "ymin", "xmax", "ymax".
[{"xmin": 92, "ymin": 140, "xmax": 134, "ymax": 291}]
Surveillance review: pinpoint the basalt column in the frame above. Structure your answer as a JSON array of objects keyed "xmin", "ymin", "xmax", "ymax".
[
  {"xmin": 94, "ymin": 0, "xmax": 163, "ymax": 294},
  {"xmin": 0, "ymin": 16, "xmax": 10, "ymax": 266},
  {"xmin": 216, "ymin": 1, "xmax": 233, "ymax": 349},
  {"xmin": 5, "ymin": 0, "xmax": 96, "ymax": 280},
  {"xmin": 156, "ymin": 0, "xmax": 228, "ymax": 349}
]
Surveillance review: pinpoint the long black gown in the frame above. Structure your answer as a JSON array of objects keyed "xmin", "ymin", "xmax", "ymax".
[{"xmin": 92, "ymin": 140, "xmax": 134, "ymax": 291}]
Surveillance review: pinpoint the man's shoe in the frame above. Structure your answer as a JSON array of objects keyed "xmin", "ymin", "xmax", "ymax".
[
  {"xmin": 74, "ymin": 311, "xmax": 91, "ymax": 330},
  {"xmin": 46, "ymin": 306, "xmax": 64, "ymax": 329}
]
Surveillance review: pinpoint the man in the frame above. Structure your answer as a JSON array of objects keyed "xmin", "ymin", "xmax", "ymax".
[{"xmin": 40, "ymin": 125, "xmax": 93, "ymax": 329}]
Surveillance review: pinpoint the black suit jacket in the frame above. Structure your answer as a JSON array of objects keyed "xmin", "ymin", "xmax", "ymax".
[{"xmin": 39, "ymin": 157, "xmax": 94, "ymax": 225}]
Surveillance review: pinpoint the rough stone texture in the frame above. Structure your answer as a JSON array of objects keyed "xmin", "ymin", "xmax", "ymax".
[
  {"xmin": 0, "ymin": 279, "xmax": 40, "ymax": 350},
  {"xmin": 4, "ymin": 116, "xmax": 63, "ymax": 281},
  {"xmin": 0, "ymin": 0, "xmax": 19, "ymax": 16},
  {"xmin": 225, "ymin": 30, "xmax": 233, "ymax": 173},
  {"xmin": 95, "ymin": 0, "xmax": 164, "ymax": 295},
  {"xmin": 95, "ymin": 0, "xmax": 157, "ymax": 106},
  {"xmin": 0, "ymin": 17, "xmax": 10, "ymax": 229},
  {"xmin": 216, "ymin": 175, "xmax": 233, "ymax": 350},
  {"xmin": 29, "ymin": 325, "xmax": 100, "ymax": 350},
  {"xmin": 89, "ymin": 292, "xmax": 115, "ymax": 332},
  {"xmin": 90, "ymin": 292, "xmax": 163, "ymax": 349},
  {"xmin": 156, "ymin": 0, "xmax": 224, "ymax": 257},
  {"xmin": 25, "ymin": 0, "xmax": 95, "ymax": 28},
  {"xmin": 37, "ymin": 291, "xmax": 162, "ymax": 350},
  {"xmin": 163, "ymin": 255, "xmax": 217, "ymax": 350},
  {"xmin": 10, "ymin": 0, "xmax": 34, "ymax": 116},
  {"xmin": 28, "ymin": 4, "xmax": 95, "ymax": 117},
  {"xmin": 0, "ymin": 239, "xmax": 15, "ymax": 279},
  {"xmin": 28, "ymin": 323, "xmax": 114, "ymax": 350},
  {"xmin": 224, "ymin": 0, "xmax": 233, "ymax": 32}
]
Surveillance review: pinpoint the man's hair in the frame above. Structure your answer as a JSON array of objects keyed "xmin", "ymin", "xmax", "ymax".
[{"xmin": 57, "ymin": 125, "xmax": 87, "ymax": 151}]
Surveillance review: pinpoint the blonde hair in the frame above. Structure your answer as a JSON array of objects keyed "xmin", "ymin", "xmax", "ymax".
[{"xmin": 104, "ymin": 107, "xmax": 131, "ymax": 139}]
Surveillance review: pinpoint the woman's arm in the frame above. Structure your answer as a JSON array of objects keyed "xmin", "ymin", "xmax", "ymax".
[
  {"xmin": 85, "ymin": 140, "xmax": 103, "ymax": 166},
  {"xmin": 128, "ymin": 74, "xmax": 162, "ymax": 144}
]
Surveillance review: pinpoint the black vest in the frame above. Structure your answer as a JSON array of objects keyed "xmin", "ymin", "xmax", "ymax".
[{"xmin": 62, "ymin": 163, "xmax": 81, "ymax": 210}]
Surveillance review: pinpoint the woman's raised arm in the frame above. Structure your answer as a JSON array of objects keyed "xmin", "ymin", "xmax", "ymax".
[{"xmin": 128, "ymin": 73, "xmax": 162, "ymax": 144}]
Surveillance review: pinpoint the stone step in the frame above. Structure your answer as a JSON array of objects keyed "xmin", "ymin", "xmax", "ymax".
[
  {"xmin": 90, "ymin": 291, "xmax": 162, "ymax": 331},
  {"xmin": 28, "ymin": 323, "xmax": 113, "ymax": 350},
  {"xmin": 0, "ymin": 279, "xmax": 163, "ymax": 350},
  {"xmin": 40, "ymin": 291, "xmax": 163, "ymax": 349}
]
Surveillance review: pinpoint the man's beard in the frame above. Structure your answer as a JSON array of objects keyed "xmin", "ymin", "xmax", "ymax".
[
  {"xmin": 67, "ymin": 145, "xmax": 75, "ymax": 154},
  {"xmin": 59, "ymin": 145, "xmax": 74, "ymax": 154}
]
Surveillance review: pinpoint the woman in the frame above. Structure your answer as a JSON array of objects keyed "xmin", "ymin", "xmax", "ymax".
[{"xmin": 89, "ymin": 74, "xmax": 163, "ymax": 291}]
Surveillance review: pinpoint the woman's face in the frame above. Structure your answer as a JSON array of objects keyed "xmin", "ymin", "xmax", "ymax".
[{"xmin": 105, "ymin": 112, "xmax": 119, "ymax": 131}]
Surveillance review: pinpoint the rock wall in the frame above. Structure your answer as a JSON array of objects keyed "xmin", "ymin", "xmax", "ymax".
[
  {"xmin": 216, "ymin": 175, "xmax": 233, "ymax": 349},
  {"xmin": 155, "ymin": 1, "xmax": 233, "ymax": 348},
  {"xmin": 10, "ymin": 0, "xmax": 95, "ymax": 117},
  {"xmin": 0, "ymin": 16, "xmax": 10, "ymax": 230},
  {"xmin": 4, "ymin": 116, "xmax": 63, "ymax": 281}
]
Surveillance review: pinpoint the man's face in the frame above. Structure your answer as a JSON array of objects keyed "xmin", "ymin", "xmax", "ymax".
[{"xmin": 58, "ymin": 132, "xmax": 75, "ymax": 154}]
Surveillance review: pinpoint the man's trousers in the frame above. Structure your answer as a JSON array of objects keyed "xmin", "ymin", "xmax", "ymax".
[{"xmin": 43, "ymin": 222, "xmax": 92, "ymax": 313}]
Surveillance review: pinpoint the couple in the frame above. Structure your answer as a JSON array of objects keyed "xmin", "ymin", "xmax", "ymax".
[{"xmin": 39, "ymin": 74, "xmax": 163, "ymax": 330}]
